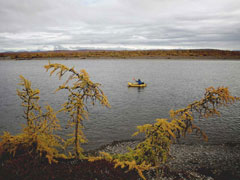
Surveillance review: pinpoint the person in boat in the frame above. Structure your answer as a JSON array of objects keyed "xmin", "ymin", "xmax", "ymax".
[{"xmin": 136, "ymin": 79, "xmax": 144, "ymax": 85}]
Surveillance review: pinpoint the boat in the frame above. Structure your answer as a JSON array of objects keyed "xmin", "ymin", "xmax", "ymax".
[{"xmin": 128, "ymin": 82, "xmax": 147, "ymax": 87}]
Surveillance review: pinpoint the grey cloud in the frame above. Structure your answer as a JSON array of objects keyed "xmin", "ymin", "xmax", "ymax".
[{"xmin": 0, "ymin": 0, "xmax": 240, "ymax": 52}]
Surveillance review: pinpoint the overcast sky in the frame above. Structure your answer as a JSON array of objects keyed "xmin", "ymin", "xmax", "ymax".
[{"xmin": 0, "ymin": 0, "xmax": 240, "ymax": 52}]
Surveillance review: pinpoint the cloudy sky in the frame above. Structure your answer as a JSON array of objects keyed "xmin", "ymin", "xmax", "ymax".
[{"xmin": 0, "ymin": 0, "xmax": 240, "ymax": 52}]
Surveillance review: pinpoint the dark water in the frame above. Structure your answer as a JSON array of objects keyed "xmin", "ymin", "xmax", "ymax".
[{"xmin": 0, "ymin": 59, "xmax": 240, "ymax": 150}]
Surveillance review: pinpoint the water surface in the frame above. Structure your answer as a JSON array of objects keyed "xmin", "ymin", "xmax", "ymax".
[{"xmin": 0, "ymin": 59, "xmax": 240, "ymax": 149}]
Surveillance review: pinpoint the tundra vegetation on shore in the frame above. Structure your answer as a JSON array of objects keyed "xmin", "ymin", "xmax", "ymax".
[
  {"xmin": 0, "ymin": 62, "xmax": 239, "ymax": 179},
  {"xmin": 1, "ymin": 49, "xmax": 240, "ymax": 60}
]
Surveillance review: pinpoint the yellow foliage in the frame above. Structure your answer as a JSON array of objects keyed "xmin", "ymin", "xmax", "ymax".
[
  {"xmin": 88, "ymin": 151, "xmax": 151, "ymax": 180},
  {"xmin": 169, "ymin": 86, "xmax": 240, "ymax": 140},
  {"xmin": 0, "ymin": 76, "xmax": 64, "ymax": 164},
  {"xmin": 45, "ymin": 61, "xmax": 110, "ymax": 158},
  {"xmin": 88, "ymin": 156, "xmax": 103, "ymax": 162},
  {"xmin": 97, "ymin": 86, "xmax": 239, "ymax": 179}
]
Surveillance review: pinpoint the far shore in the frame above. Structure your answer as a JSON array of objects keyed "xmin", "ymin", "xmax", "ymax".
[
  {"xmin": 1, "ymin": 56, "xmax": 240, "ymax": 61},
  {"xmin": 1, "ymin": 49, "xmax": 240, "ymax": 61}
]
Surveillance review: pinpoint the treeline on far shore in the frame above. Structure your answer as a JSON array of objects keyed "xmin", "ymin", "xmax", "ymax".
[{"xmin": 1, "ymin": 49, "xmax": 240, "ymax": 60}]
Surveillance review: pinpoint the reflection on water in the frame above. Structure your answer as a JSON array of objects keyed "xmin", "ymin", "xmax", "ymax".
[
  {"xmin": 0, "ymin": 59, "xmax": 240, "ymax": 150},
  {"xmin": 128, "ymin": 86, "xmax": 146, "ymax": 93}
]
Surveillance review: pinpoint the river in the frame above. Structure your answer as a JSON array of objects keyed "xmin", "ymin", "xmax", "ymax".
[{"xmin": 0, "ymin": 59, "xmax": 240, "ymax": 150}]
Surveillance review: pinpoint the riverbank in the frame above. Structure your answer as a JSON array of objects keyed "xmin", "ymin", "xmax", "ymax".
[
  {"xmin": 1, "ymin": 139, "xmax": 239, "ymax": 179},
  {"xmin": 1, "ymin": 49, "xmax": 240, "ymax": 60},
  {"xmin": 1, "ymin": 56, "xmax": 240, "ymax": 61},
  {"xmin": 92, "ymin": 140, "xmax": 240, "ymax": 180}
]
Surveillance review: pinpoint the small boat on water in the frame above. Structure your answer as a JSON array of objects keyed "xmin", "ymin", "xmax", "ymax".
[{"xmin": 128, "ymin": 82, "xmax": 147, "ymax": 87}]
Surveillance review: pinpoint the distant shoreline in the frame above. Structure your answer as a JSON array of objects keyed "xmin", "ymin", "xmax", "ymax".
[
  {"xmin": 1, "ymin": 56, "xmax": 240, "ymax": 61},
  {"xmin": 1, "ymin": 49, "xmax": 240, "ymax": 60}
]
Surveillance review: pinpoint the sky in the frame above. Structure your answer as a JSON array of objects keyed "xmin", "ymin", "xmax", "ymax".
[{"xmin": 0, "ymin": 0, "xmax": 240, "ymax": 52}]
